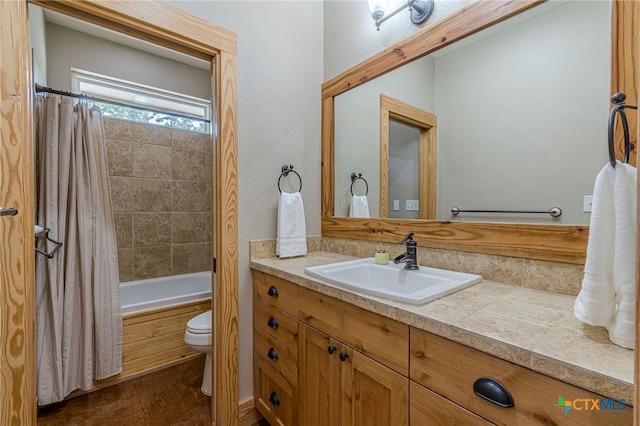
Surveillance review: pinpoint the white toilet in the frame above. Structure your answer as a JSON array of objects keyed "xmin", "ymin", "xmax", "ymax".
[{"xmin": 184, "ymin": 310, "xmax": 212, "ymax": 396}]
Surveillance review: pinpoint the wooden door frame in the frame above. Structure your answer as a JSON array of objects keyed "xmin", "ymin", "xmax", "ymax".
[
  {"xmin": 379, "ymin": 94, "xmax": 437, "ymax": 219},
  {"xmin": 0, "ymin": 1, "xmax": 239, "ymax": 425}
]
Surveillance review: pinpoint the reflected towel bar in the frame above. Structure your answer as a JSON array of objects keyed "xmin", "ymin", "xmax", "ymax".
[{"xmin": 451, "ymin": 207, "xmax": 562, "ymax": 217}]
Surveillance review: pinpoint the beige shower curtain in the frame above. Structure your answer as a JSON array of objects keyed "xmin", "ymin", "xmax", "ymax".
[{"xmin": 35, "ymin": 96, "xmax": 122, "ymax": 406}]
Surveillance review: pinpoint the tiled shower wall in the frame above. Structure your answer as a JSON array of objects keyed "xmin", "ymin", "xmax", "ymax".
[{"xmin": 104, "ymin": 117, "xmax": 211, "ymax": 281}]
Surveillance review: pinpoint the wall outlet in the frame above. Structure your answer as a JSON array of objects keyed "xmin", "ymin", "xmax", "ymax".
[
  {"xmin": 393, "ymin": 200, "xmax": 400, "ymax": 211},
  {"xmin": 405, "ymin": 200, "xmax": 419, "ymax": 211},
  {"xmin": 583, "ymin": 195, "xmax": 593, "ymax": 213}
]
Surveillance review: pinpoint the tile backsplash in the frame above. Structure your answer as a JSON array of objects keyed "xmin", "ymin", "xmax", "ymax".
[
  {"xmin": 250, "ymin": 236, "xmax": 584, "ymax": 296},
  {"xmin": 105, "ymin": 117, "xmax": 211, "ymax": 281}
]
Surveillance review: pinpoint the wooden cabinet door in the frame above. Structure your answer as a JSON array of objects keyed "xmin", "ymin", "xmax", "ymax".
[
  {"xmin": 341, "ymin": 345, "xmax": 409, "ymax": 426},
  {"xmin": 298, "ymin": 324, "xmax": 341, "ymax": 426}
]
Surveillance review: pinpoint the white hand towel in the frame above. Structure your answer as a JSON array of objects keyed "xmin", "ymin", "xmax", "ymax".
[
  {"xmin": 276, "ymin": 191, "xmax": 307, "ymax": 258},
  {"xmin": 574, "ymin": 161, "xmax": 637, "ymax": 349},
  {"xmin": 606, "ymin": 162, "xmax": 637, "ymax": 349},
  {"xmin": 574, "ymin": 164, "xmax": 616, "ymax": 325},
  {"xmin": 349, "ymin": 195, "xmax": 370, "ymax": 218}
]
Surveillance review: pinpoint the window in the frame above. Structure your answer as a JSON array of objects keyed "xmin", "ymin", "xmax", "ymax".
[{"xmin": 71, "ymin": 69, "xmax": 210, "ymax": 133}]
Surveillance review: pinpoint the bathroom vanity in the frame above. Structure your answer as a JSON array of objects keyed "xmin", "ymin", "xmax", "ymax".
[{"xmin": 251, "ymin": 252, "xmax": 632, "ymax": 426}]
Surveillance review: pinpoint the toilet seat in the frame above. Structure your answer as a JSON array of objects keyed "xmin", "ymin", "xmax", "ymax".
[{"xmin": 187, "ymin": 310, "xmax": 212, "ymax": 334}]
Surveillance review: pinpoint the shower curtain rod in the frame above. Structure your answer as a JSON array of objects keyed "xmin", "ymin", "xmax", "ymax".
[{"xmin": 34, "ymin": 83, "xmax": 211, "ymax": 124}]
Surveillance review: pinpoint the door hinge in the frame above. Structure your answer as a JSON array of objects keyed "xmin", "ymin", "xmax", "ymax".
[{"xmin": 213, "ymin": 257, "xmax": 216, "ymax": 273}]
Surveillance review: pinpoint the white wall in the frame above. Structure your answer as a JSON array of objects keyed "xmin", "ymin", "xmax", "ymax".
[
  {"xmin": 334, "ymin": 56, "xmax": 435, "ymax": 217},
  {"xmin": 28, "ymin": 4, "xmax": 47, "ymax": 85},
  {"xmin": 165, "ymin": 0, "xmax": 323, "ymax": 402},
  {"xmin": 435, "ymin": 1, "xmax": 610, "ymax": 224},
  {"xmin": 46, "ymin": 23, "xmax": 210, "ymax": 98}
]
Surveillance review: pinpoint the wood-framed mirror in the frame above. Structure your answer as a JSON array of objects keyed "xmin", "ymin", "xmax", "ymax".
[
  {"xmin": 0, "ymin": 1, "xmax": 238, "ymax": 424},
  {"xmin": 321, "ymin": 0, "xmax": 639, "ymax": 413},
  {"xmin": 322, "ymin": 0, "xmax": 636, "ymax": 264}
]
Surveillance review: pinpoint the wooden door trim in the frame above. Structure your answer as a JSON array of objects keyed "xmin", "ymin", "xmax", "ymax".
[{"xmin": 4, "ymin": 1, "xmax": 239, "ymax": 424}]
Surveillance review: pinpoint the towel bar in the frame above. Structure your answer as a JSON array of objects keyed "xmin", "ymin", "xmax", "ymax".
[{"xmin": 451, "ymin": 207, "xmax": 562, "ymax": 217}]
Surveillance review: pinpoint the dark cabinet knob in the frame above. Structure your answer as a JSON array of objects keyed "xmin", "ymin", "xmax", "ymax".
[
  {"xmin": 267, "ymin": 316, "xmax": 279, "ymax": 329},
  {"xmin": 267, "ymin": 347, "xmax": 278, "ymax": 361},
  {"xmin": 327, "ymin": 345, "xmax": 337, "ymax": 354},
  {"xmin": 269, "ymin": 391, "xmax": 280, "ymax": 407},
  {"xmin": 339, "ymin": 352, "xmax": 349, "ymax": 362},
  {"xmin": 267, "ymin": 286, "xmax": 278, "ymax": 298},
  {"xmin": 473, "ymin": 377, "xmax": 514, "ymax": 408}
]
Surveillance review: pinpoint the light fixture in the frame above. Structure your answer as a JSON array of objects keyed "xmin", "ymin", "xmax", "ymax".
[{"xmin": 368, "ymin": 0, "xmax": 434, "ymax": 31}]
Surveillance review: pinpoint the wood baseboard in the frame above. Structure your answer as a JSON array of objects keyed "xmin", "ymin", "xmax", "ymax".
[{"xmin": 239, "ymin": 397, "xmax": 263, "ymax": 426}]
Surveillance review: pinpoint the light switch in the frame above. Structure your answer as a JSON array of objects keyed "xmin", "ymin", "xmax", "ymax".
[
  {"xmin": 583, "ymin": 195, "xmax": 593, "ymax": 213},
  {"xmin": 393, "ymin": 200, "xmax": 400, "ymax": 211}
]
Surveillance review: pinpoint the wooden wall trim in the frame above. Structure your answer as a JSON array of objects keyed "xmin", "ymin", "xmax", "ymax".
[
  {"xmin": 322, "ymin": 218, "xmax": 588, "ymax": 265},
  {"xmin": 29, "ymin": 0, "xmax": 237, "ymax": 58},
  {"xmin": 238, "ymin": 398, "xmax": 263, "ymax": 426},
  {"xmin": 611, "ymin": 0, "xmax": 638, "ymax": 167},
  {"xmin": 214, "ymin": 50, "xmax": 239, "ymax": 426},
  {"xmin": 321, "ymin": 0, "xmax": 542, "ymax": 99},
  {"xmin": 4, "ymin": 1, "xmax": 240, "ymax": 424},
  {"xmin": 0, "ymin": 2, "xmax": 36, "ymax": 423}
]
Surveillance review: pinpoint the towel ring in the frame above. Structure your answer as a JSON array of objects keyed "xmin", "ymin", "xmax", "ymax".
[
  {"xmin": 608, "ymin": 92, "xmax": 637, "ymax": 168},
  {"xmin": 350, "ymin": 172, "xmax": 369, "ymax": 196},
  {"xmin": 278, "ymin": 164, "xmax": 302, "ymax": 193}
]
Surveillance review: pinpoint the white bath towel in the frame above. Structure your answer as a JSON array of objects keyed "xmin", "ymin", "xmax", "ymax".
[
  {"xmin": 606, "ymin": 162, "xmax": 637, "ymax": 349},
  {"xmin": 574, "ymin": 162, "xmax": 637, "ymax": 349},
  {"xmin": 349, "ymin": 195, "xmax": 370, "ymax": 218},
  {"xmin": 276, "ymin": 191, "xmax": 307, "ymax": 258}
]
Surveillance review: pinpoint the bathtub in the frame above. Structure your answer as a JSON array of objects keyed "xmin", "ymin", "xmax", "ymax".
[{"xmin": 120, "ymin": 271, "xmax": 212, "ymax": 314}]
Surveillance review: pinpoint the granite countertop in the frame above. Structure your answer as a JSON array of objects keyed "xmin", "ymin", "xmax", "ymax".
[{"xmin": 250, "ymin": 251, "xmax": 634, "ymax": 404}]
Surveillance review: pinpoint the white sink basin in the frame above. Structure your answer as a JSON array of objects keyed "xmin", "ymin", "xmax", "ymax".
[{"xmin": 304, "ymin": 257, "xmax": 482, "ymax": 305}]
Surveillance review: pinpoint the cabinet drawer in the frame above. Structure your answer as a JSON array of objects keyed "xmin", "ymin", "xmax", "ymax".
[
  {"xmin": 254, "ymin": 297, "xmax": 298, "ymax": 351},
  {"xmin": 410, "ymin": 381, "xmax": 494, "ymax": 426},
  {"xmin": 254, "ymin": 325, "xmax": 298, "ymax": 387},
  {"xmin": 254, "ymin": 354, "xmax": 297, "ymax": 426},
  {"xmin": 410, "ymin": 329, "xmax": 632, "ymax": 425},
  {"xmin": 253, "ymin": 271, "xmax": 298, "ymax": 316},
  {"xmin": 298, "ymin": 286, "xmax": 409, "ymax": 376}
]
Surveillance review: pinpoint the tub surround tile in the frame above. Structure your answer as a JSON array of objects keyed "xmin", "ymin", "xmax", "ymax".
[
  {"xmin": 130, "ymin": 121, "xmax": 172, "ymax": 146},
  {"xmin": 172, "ymin": 149, "xmax": 206, "ymax": 181},
  {"xmin": 109, "ymin": 177, "xmax": 133, "ymax": 212},
  {"xmin": 106, "ymin": 139, "xmax": 133, "ymax": 177},
  {"xmin": 106, "ymin": 119, "xmax": 210, "ymax": 280},
  {"xmin": 172, "ymin": 128, "xmax": 211, "ymax": 152},
  {"xmin": 104, "ymin": 117, "xmax": 133, "ymax": 141},
  {"xmin": 134, "ymin": 213, "xmax": 172, "ymax": 247},
  {"xmin": 133, "ymin": 144, "xmax": 172, "ymax": 179},
  {"xmin": 134, "ymin": 246, "xmax": 172, "ymax": 279},
  {"xmin": 118, "ymin": 248, "xmax": 134, "ymax": 282},
  {"xmin": 133, "ymin": 178, "xmax": 172, "ymax": 212},
  {"xmin": 173, "ymin": 181, "xmax": 206, "ymax": 212},
  {"xmin": 114, "ymin": 213, "xmax": 133, "ymax": 248},
  {"xmin": 172, "ymin": 213, "xmax": 208, "ymax": 244},
  {"xmin": 173, "ymin": 243, "xmax": 208, "ymax": 275},
  {"xmin": 250, "ymin": 251, "xmax": 632, "ymax": 403}
]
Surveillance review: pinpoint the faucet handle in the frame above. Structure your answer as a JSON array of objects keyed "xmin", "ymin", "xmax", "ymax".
[{"xmin": 400, "ymin": 232, "xmax": 414, "ymax": 244}]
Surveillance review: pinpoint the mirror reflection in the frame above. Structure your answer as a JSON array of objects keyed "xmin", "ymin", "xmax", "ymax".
[{"xmin": 334, "ymin": 0, "xmax": 611, "ymax": 225}]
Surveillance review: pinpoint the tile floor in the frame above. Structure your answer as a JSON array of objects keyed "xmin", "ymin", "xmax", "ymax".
[{"xmin": 38, "ymin": 357, "xmax": 211, "ymax": 426}]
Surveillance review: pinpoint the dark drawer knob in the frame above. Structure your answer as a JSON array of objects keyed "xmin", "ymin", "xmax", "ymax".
[
  {"xmin": 267, "ymin": 347, "xmax": 279, "ymax": 361},
  {"xmin": 339, "ymin": 352, "xmax": 349, "ymax": 362},
  {"xmin": 267, "ymin": 316, "xmax": 279, "ymax": 329},
  {"xmin": 327, "ymin": 345, "xmax": 337, "ymax": 354},
  {"xmin": 267, "ymin": 286, "xmax": 278, "ymax": 298},
  {"xmin": 473, "ymin": 377, "xmax": 514, "ymax": 408},
  {"xmin": 269, "ymin": 391, "xmax": 280, "ymax": 407}
]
